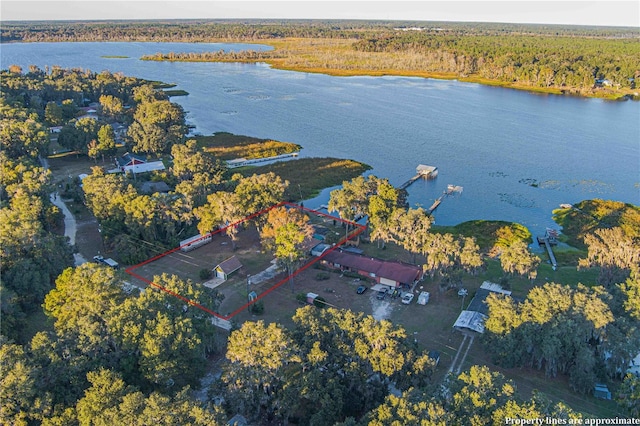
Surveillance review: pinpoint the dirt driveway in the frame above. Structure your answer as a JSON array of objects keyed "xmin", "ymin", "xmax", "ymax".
[{"xmin": 46, "ymin": 154, "xmax": 108, "ymax": 262}]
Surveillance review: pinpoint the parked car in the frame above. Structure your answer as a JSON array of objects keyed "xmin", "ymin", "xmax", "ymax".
[
  {"xmin": 93, "ymin": 255, "xmax": 119, "ymax": 269},
  {"xmin": 356, "ymin": 285, "xmax": 367, "ymax": 294},
  {"xmin": 376, "ymin": 290, "xmax": 387, "ymax": 300},
  {"xmin": 401, "ymin": 292, "xmax": 414, "ymax": 304}
]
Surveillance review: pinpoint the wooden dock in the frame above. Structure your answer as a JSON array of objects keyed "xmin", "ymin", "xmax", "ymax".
[
  {"xmin": 537, "ymin": 229, "xmax": 558, "ymax": 270},
  {"xmin": 398, "ymin": 164, "xmax": 438, "ymax": 190},
  {"xmin": 428, "ymin": 195, "xmax": 444, "ymax": 213},
  {"xmin": 399, "ymin": 173, "xmax": 424, "ymax": 190},
  {"xmin": 427, "ymin": 184, "xmax": 463, "ymax": 214}
]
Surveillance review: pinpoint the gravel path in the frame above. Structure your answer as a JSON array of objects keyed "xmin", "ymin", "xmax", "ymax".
[{"xmin": 50, "ymin": 192, "xmax": 88, "ymax": 266}]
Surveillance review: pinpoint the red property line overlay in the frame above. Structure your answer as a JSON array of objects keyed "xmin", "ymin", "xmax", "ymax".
[{"xmin": 125, "ymin": 201, "xmax": 366, "ymax": 321}]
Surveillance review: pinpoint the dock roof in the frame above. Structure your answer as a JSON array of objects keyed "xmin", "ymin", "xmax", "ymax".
[{"xmin": 416, "ymin": 164, "xmax": 437, "ymax": 174}]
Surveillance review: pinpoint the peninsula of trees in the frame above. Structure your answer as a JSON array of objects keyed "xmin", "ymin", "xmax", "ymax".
[{"xmin": 2, "ymin": 20, "xmax": 639, "ymax": 99}]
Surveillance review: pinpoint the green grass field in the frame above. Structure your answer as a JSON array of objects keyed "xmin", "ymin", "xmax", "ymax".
[{"xmin": 193, "ymin": 132, "xmax": 301, "ymax": 160}]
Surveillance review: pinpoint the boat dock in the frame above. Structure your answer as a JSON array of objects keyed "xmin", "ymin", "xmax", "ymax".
[
  {"xmin": 397, "ymin": 165, "xmax": 463, "ymax": 215},
  {"xmin": 398, "ymin": 164, "xmax": 438, "ymax": 190},
  {"xmin": 427, "ymin": 184, "xmax": 463, "ymax": 214},
  {"xmin": 537, "ymin": 229, "xmax": 558, "ymax": 270}
]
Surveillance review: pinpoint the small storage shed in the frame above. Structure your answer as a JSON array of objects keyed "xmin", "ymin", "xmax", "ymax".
[
  {"xmin": 593, "ymin": 384, "xmax": 612, "ymax": 400},
  {"xmin": 213, "ymin": 256, "xmax": 243, "ymax": 280},
  {"xmin": 417, "ymin": 291, "xmax": 430, "ymax": 305},
  {"xmin": 306, "ymin": 292, "xmax": 319, "ymax": 304}
]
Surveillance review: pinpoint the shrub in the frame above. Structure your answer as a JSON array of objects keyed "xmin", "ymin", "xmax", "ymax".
[
  {"xmin": 342, "ymin": 270, "xmax": 363, "ymax": 279},
  {"xmin": 315, "ymin": 272, "xmax": 330, "ymax": 281},
  {"xmin": 199, "ymin": 268, "xmax": 212, "ymax": 280},
  {"xmin": 250, "ymin": 300, "xmax": 265, "ymax": 315}
]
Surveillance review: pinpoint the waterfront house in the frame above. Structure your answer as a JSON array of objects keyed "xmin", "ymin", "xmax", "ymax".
[
  {"xmin": 115, "ymin": 152, "xmax": 165, "ymax": 174},
  {"xmin": 321, "ymin": 250, "xmax": 422, "ymax": 288}
]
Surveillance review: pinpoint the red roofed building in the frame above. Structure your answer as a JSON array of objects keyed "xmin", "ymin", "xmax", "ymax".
[{"xmin": 321, "ymin": 250, "xmax": 422, "ymax": 288}]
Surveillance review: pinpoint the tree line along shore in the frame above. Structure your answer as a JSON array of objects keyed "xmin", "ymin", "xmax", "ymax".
[{"xmin": 2, "ymin": 19, "xmax": 639, "ymax": 100}]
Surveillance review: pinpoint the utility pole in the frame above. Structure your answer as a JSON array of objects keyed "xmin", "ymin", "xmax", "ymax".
[
  {"xmin": 458, "ymin": 288, "xmax": 468, "ymax": 311},
  {"xmin": 247, "ymin": 274, "xmax": 251, "ymax": 312}
]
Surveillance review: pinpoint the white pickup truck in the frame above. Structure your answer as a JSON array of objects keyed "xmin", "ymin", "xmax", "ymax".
[{"xmin": 93, "ymin": 255, "xmax": 119, "ymax": 269}]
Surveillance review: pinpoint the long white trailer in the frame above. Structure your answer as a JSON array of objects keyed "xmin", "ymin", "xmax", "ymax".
[{"xmin": 180, "ymin": 234, "xmax": 212, "ymax": 252}]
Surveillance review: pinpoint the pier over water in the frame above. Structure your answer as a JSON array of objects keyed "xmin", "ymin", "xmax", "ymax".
[{"xmin": 398, "ymin": 164, "xmax": 438, "ymax": 190}]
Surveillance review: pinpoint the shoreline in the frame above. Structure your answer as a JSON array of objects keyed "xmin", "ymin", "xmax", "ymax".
[
  {"xmin": 4, "ymin": 38, "xmax": 636, "ymax": 101},
  {"xmin": 139, "ymin": 38, "xmax": 639, "ymax": 102},
  {"xmin": 143, "ymin": 56, "xmax": 638, "ymax": 101}
]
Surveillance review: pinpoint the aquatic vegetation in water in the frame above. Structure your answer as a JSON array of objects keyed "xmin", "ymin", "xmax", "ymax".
[
  {"xmin": 538, "ymin": 180, "xmax": 562, "ymax": 190},
  {"xmin": 247, "ymin": 94, "xmax": 271, "ymax": 101},
  {"xmin": 498, "ymin": 193, "xmax": 536, "ymax": 208},
  {"xmin": 569, "ymin": 179, "xmax": 615, "ymax": 194},
  {"xmin": 519, "ymin": 178, "xmax": 539, "ymax": 187}
]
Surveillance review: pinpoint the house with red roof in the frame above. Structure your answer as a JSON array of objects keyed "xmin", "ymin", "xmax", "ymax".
[{"xmin": 320, "ymin": 249, "xmax": 422, "ymax": 288}]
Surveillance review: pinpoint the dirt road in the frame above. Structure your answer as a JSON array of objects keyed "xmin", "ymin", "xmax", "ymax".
[{"xmin": 50, "ymin": 192, "xmax": 88, "ymax": 266}]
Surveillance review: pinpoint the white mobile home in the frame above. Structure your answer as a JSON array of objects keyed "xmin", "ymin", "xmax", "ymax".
[{"xmin": 180, "ymin": 234, "xmax": 212, "ymax": 252}]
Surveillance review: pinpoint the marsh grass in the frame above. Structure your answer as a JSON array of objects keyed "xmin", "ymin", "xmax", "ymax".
[
  {"xmin": 236, "ymin": 157, "xmax": 371, "ymax": 201},
  {"xmin": 163, "ymin": 89, "xmax": 189, "ymax": 96},
  {"xmin": 193, "ymin": 132, "xmax": 301, "ymax": 160}
]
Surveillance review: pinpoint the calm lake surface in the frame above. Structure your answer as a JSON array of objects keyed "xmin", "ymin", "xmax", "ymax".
[{"xmin": 2, "ymin": 42, "xmax": 639, "ymax": 237}]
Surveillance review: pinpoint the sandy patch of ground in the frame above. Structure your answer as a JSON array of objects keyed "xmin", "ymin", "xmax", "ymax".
[{"xmin": 370, "ymin": 296, "xmax": 394, "ymax": 320}]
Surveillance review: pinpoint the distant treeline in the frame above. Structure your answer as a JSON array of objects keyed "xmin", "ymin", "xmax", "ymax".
[
  {"xmin": 141, "ymin": 49, "xmax": 279, "ymax": 62},
  {"xmin": 0, "ymin": 20, "xmax": 370, "ymax": 42},
  {"xmin": 2, "ymin": 19, "xmax": 639, "ymax": 43}
]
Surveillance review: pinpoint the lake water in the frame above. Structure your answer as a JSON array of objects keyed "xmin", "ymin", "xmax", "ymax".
[{"xmin": 2, "ymin": 42, "xmax": 639, "ymax": 238}]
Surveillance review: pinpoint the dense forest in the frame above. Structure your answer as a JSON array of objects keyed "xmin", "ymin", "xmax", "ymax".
[
  {"xmin": 2, "ymin": 19, "xmax": 639, "ymax": 42},
  {"xmin": 3, "ymin": 20, "xmax": 640, "ymax": 97},
  {"xmin": 1, "ymin": 62, "xmax": 640, "ymax": 423}
]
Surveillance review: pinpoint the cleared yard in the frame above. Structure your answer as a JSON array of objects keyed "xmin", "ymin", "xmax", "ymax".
[{"xmin": 127, "ymin": 204, "xmax": 363, "ymax": 318}]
